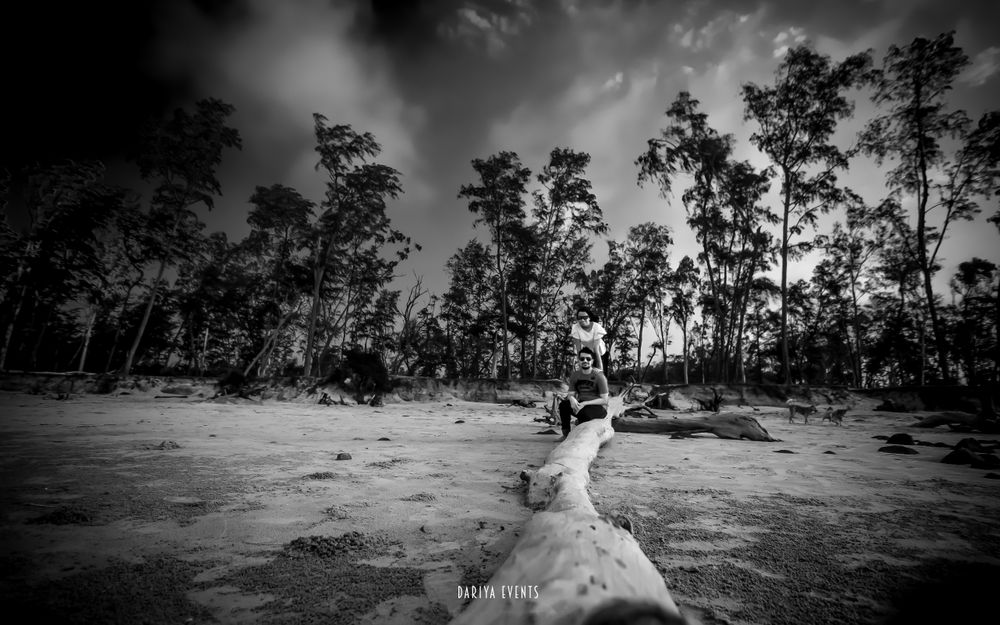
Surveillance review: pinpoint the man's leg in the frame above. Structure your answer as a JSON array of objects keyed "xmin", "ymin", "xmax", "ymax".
[
  {"xmin": 558, "ymin": 399, "xmax": 574, "ymax": 437},
  {"xmin": 575, "ymin": 405, "xmax": 608, "ymax": 425}
]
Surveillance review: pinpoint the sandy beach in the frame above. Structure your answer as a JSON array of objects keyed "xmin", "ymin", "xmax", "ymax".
[{"xmin": 1, "ymin": 390, "xmax": 998, "ymax": 624}]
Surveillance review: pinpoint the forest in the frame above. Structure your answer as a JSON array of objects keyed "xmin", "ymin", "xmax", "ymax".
[{"xmin": 1, "ymin": 32, "xmax": 998, "ymax": 388}]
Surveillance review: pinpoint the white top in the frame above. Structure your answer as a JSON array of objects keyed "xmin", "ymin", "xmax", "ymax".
[{"xmin": 571, "ymin": 321, "xmax": 606, "ymax": 349}]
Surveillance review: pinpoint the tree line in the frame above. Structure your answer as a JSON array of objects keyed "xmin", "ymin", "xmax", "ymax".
[{"xmin": 1, "ymin": 32, "xmax": 997, "ymax": 387}]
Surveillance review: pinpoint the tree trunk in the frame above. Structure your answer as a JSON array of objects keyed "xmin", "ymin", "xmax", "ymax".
[
  {"xmin": 122, "ymin": 259, "xmax": 167, "ymax": 375},
  {"xmin": 612, "ymin": 414, "xmax": 776, "ymax": 441},
  {"xmin": 780, "ymin": 180, "xmax": 792, "ymax": 386},
  {"xmin": 520, "ymin": 334, "xmax": 527, "ymax": 378},
  {"xmin": 995, "ymin": 277, "xmax": 1000, "ymax": 385},
  {"xmin": 0, "ymin": 284, "xmax": 28, "ymax": 370},
  {"xmin": 681, "ymin": 322, "xmax": 689, "ymax": 385},
  {"xmin": 850, "ymin": 279, "xmax": 864, "ymax": 387},
  {"xmin": 103, "ymin": 283, "xmax": 137, "ymax": 373},
  {"xmin": 29, "ymin": 308, "xmax": 52, "ymax": 371},
  {"xmin": 636, "ymin": 306, "xmax": 645, "ymax": 381},
  {"xmin": 451, "ymin": 417, "xmax": 682, "ymax": 625},
  {"xmin": 658, "ymin": 312, "xmax": 669, "ymax": 383},
  {"xmin": 919, "ymin": 317, "xmax": 926, "ymax": 386},
  {"xmin": 735, "ymin": 304, "xmax": 748, "ymax": 385},
  {"xmin": 78, "ymin": 306, "xmax": 97, "ymax": 372},
  {"xmin": 490, "ymin": 332, "xmax": 498, "ymax": 378},
  {"xmin": 530, "ymin": 321, "xmax": 539, "ymax": 379},
  {"xmin": 200, "ymin": 326, "xmax": 209, "ymax": 377},
  {"xmin": 244, "ymin": 311, "xmax": 294, "ymax": 378},
  {"xmin": 303, "ymin": 234, "xmax": 328, "ymax": 378},
  {"xmin": 914, "ymin": 95, "xmax": 952, "ymax": 383}
]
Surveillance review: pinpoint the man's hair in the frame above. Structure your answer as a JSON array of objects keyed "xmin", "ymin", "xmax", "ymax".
[{"xmin": 578, "ymin": 346, "xmax": 596, "ymax": 358}]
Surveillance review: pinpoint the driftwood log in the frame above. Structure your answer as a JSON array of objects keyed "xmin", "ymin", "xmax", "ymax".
[
  {"xmin": 450, "ymin": 416, "xmax": 682, "ymax": 625},
  {"xmin": 612, "ymin": 413, "xmax": 777, "ymax": 441},
  {"xmin": 912, "ymin": 411, "xmax": 1000, "ymax": 433}
]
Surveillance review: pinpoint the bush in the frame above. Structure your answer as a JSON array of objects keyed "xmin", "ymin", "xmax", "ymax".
[{"xmin": 323, "ymin": 348, "xmax": 391, "ymax": 403}]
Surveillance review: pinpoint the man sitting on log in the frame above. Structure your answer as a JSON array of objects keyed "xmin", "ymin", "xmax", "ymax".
[{"xmin": 558, "ymin": 347, "xmax": 610, "ymax": 441}]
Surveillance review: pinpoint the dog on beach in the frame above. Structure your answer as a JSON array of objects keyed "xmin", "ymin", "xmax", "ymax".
[
  {"xmin": 787, "ymin": 400, "xmax": 818, "ymax": 424},
  {"xmin": 822, "ymin": 406, "xmax": 847, "ymax": 426}
]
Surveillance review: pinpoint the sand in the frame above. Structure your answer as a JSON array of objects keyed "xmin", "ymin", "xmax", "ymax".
[{"xmin": 1, "ymin": 391, "xmax": 998, "ymax": 624}]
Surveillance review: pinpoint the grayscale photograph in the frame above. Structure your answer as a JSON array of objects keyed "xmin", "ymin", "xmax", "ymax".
[{"xmin": 1, "ymin": 1, "xmax": 999, "ymax": 624}]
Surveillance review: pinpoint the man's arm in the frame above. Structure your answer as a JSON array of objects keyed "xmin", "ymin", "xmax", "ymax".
[{"xmin": 575, "ymin": 393, "xmax": 609, "ymax": 408}]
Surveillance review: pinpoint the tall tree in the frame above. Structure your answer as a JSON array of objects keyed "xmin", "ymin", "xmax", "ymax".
[
  {"xmin": 742, "ymin": 45, "xmax": 873, "ymax": 384},
  {"xmin": 667, "ymin": 255, "xmax": 700, "ymax": 384},
  {"xmin": 441, "ymin": 240, "xmax": 497, "ymax": 378},
  {"xmin": 579, "ymin": 224, "xmax": 671, "ymax": 377},
  {"xmin": 815, "ymin": 195, "xmax": 888, "ymax": 386},
  {"xmin": 991, "ymin": 207, "xmax": 1000, "ymax": 384},
  {"xmin": 1, "ymin": 161, "xmax": 126, "ymax": 370},
  {"xmin": 623, "ymin": 223, "xmax": 673, "ymax": 380},
  {"xmin": 637, "ymin": 92, "xmax": 733, "ymax": 380},
  {"xmin": 861, "ymin": 32, "xmax": 1000, "ymax": 382},
  {"xmin": 868, "ymin": 215, "xmax": 926, "ymax": 384},
  {"xmin": 171, "ymin": 231, "xmax": 245, "ymax": 374},
  {"xmin": 948, "ymin": 258, "xmax": 997, "ymax": 385},
  {"xmin": 122, "ymin": 98, "xmax": 241, "ymax": 374},
  {"xmin": 303, "ymin": 116, "xmax": 409, "ymax": 377},
  {"xmin": 638, "ymin": 93, "xmax": 776, "ymax": 381},
  {"xmin": 527, "ymin": 148, "xmax": 607, "ymax": 377},
  {"xmin": 75, "ymin": 188, "xmax": 144, "ymax": 372},
  {"xmin": 240, "ymin": 184, "xmax": 313, "ymax": 376},
  {"xmin": 458, "ymin": 151, "xmax": 531, "ymax": 379}
]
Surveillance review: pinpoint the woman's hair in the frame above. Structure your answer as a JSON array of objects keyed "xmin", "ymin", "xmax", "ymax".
[{"xmin": 576, "ymin": 306, "xmax": 597, "ymax": 322}]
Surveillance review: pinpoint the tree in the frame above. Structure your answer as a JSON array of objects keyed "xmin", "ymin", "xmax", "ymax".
[
  {"xmin": 387, "ymin": 275, "xmax": 428, "ymax": 375},
  {"xmin": 75, "ymin": 190, "xmax": 146, "ymax": 373},
  {"xmin": 667, "ymin": 255, "xmax": 699, "ymax": 384},
  {"xmin": 742, "ymin": 45, "xmax": 873, "ymax": 384},
  {"xmin": 711, "ymin": 160, "xmax": 776, "ymax": 382},
  {"xmin": 637, "ymin": 92, "xmax": 776, "ymax": 382},
  {"xmin": 867, "ymin": 216, "xmax": 926, "ymax": 385},
  {"xmin": 121, "ymin": 98, "xmax": 242, "ymax": 375},
  {"xmin": 239, "ymin": 184, "xmax": 313, "ymax": 377},
  {"xmin": 948, "ymin": 258, "xmax": 997, "ymax": 385},
  {"xmin": 622, "ymin": 222, "xmax": 673, "ymax": 381},
  {"xmin": 992, "ymin": 207, "xmax": 1000, "ymax": 384},
  {"xmin": 578, "ymin": 224, "xmax": 672, "ymax": 378},
  {"xmin": 637, "ymin": 92, "xmax": 732, "ymax": 379},
  {"xmin": 458, "ymin": 151, "xmax": 531, "ymax": 379},
  {"xmin": 861, "ymin": 32, "xmax": 1000, "ymax": 382},
  {"xmin": 526, "ymin": 148, "xmax": 607, "ymax": 377},
  {"xmin": 171, "ymin": 231, "xmax": 245, "ymax": 375},
  {"xmin": 441, "ymin": 240, "xmax": 497, "ymax": 378},
  {"xmin": 815, "ymin": 195, "xmax": 888, "ymax": 386},
  {"xmin": 0, "ymin": 161, "xmax": 128, "ymax": 371},
  {"xmin": 303, "ymin": 116, "xmax": 410, "ymax": 377}
]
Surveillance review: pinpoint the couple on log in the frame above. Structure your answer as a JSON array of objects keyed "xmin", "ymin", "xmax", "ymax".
[{"xmin": 560, "ymin": 306, "xmax": 610, "ymax": 441}]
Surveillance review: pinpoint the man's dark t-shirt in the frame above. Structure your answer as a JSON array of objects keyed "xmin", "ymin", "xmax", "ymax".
[{"xmin": 568, "ymin": 369, "xmax": 609, "ymax": 402}]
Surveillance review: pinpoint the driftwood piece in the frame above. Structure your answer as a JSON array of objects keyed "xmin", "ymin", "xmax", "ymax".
[
  {"xmin": 451, "ymin": 414, "xmax": 682, "ymax": 625},
  {"xmin": 912, "ymin": 411, "xmax": 1000, "ymax": 433},
  {"xmin": 612, "ymin": 413, "xmax": 777, "ymax": 441},
  {"xmin": 526, "ymin": 415, "xmax": 614, "ymax": 511}
]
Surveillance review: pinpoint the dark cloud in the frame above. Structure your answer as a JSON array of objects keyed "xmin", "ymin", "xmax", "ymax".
[
  {"xmin": 3, "ymin": 0, "xmax": 997, "ymax": 300},
  {"xmin": 2, "ymin": 2, "xmax": 178, "ymax": 170}
]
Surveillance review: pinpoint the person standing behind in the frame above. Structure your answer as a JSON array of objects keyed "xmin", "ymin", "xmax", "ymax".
[
  {"xmin": 571, "ymin": 306, "xmax": 607, "ymax": 371},
  {"xmin": 558, "ymin": 347, "xmax": 609, "ymax": 440}
]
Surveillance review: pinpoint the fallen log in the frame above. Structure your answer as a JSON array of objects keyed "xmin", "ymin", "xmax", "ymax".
[
  {"xmin": 612, "ymin": 413, "xmax": 777, "ymax": 441},
  {"xmin": 912, "ymin": 411, "xmax": 1000, "ymax": 433},
  {"xmin": 451, "ymin": 416, "xmax": 682, "ymax": 625}
]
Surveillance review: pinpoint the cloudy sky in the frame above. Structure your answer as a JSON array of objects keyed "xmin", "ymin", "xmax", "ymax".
[{"xmin": 5, "ymin": 0, "xmax": 1000, "ymax": 305}]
